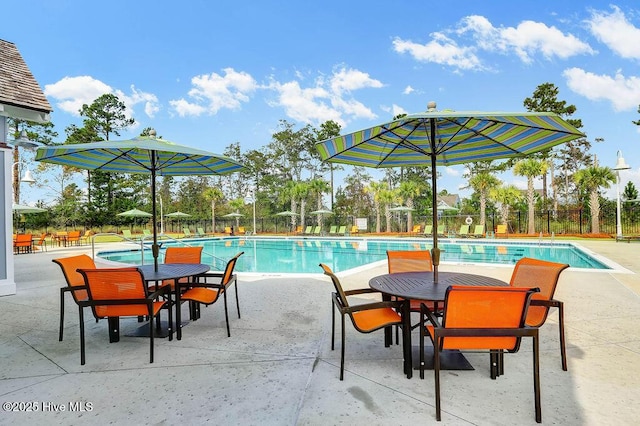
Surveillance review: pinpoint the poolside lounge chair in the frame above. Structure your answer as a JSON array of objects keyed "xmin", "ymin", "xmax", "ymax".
[
  {"xmin": 303, "ymin": 225, "xmax": 313, "ymax": 235},
  {"xmin": 143, "ymin": 229, "xmax": 152, "ymax": 238},
  {"xmin": 53, "ymin": 254, "xmax": 96, "ymax": 342},
  {"xmin": 495, "ymin": 224, "xmax": 508, "ymax": 238},
  {"xmin": 79, "ymin": 230, "xmax": 93, "ymax": 245},
  {"xmin": 328, "ymin": 225, "xmax": 337, "ymax": 235},
  {"xmin": 238, "ymin": 226, "xmax": 246, "ymax": 234},
  {"xmin": 195, "ymin": 227, "xmax": 206, "ymax": 237},
  {"xmin": 456, "ymin": 225, "xmax": 470, "ymax": 238},
  {"xmin": 350, "ymin": 225, "xmax": 359, "ymax": 235},
  {"xmin": 312, "ymin": 226, "xmax": 321, "ymax": 235},
  {"xmin": 337, "ymin": 225, "xmax": 346, "ymax": 235},
  {"xmin": 509, "ymin": 257, "xmax": 570, "ymax": 370},
  {"xmin": 183, "ymin": 227, "xmax": 192, "ymax": 238},
  {"xmin": 436, "ymin": 224, "xmax": 446, "ymax": 237},
  {"xmin": 422, "ymin": 225, "xmax": 433, "ymax": 237},
  {"xmin": 224, "ymin": 226, "xmax": 233, "ymax": 235},
  {"xmin": 319, "ymin": 263, "xmax": 403, "ymax": 380},
  {"xmin": 77, "ymin": 267, "xmax": 170, "ymax": 365},
  {"xmin": 176, "ymin": 251, "xmax": 244, "ymax": 340},
  {"xmin": 471, "ymin": 224, "xmax": 485, "ymax": 238},
  {"xmin": 420, "ymin": 286, "xmax": 542, "ymax": 422},
  {"xmin": 294, "ymin": 225, "xmax": 303, "ymax": 235},
  {"xmin": 122, "ymin": 229, "xmax": 137, "ymax": 241}
]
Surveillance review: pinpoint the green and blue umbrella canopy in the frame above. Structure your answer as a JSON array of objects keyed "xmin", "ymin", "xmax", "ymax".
[
  {"xmin": 316, "ymin": 105, "xmax": 585, "ymax": 282},
  {"xmin": 36, "ymin": 133, "xmax": 244, "ymax": 270}
]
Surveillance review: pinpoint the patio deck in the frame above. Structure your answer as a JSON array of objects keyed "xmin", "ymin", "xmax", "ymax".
[{"xmin": 0, "ymin": 239, "xmax": 638, "ymax": 425}]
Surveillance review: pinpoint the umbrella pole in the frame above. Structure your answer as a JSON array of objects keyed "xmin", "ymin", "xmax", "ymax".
[
  {"xmin": 430, "ymin": 120, "xmax": 440, "ymax": 284},
  {"xmin": 151, "ymin": 165, "xmax": 159, "ymax": 272}
]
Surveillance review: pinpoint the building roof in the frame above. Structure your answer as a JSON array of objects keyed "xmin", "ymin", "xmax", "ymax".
[{"xmin": 0, "ymin": 39, "xmax": 52, "ymax": 120}]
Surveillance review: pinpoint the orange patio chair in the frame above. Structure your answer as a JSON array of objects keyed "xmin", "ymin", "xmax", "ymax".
[
  {"xmin": 349, "ymin": 225, "xmax": 359, "ymax": 235},
  {"xmin": 495, "ymin": 224, "xmax": 508, "ymax": 238},
  {"xmin": 77, "ymin": 267, "xmax": 170, "ymax": 365},
  {"xmin": 175, "ymin": 251, "xmax": 244, "ymax": 340},
  {"xmin": 387, "ymin": 250, "xmax": 435, "ymax": 343},
  {"xmin": 13, "ymin": 233, "xmax": 33, "ymax": 254},
  {"xmin": 319, "ymin": 263, "xmax": 403, "ymax": 380},
  {"xmin": 420, "ymin": 285, "xmax": 542, "ymax": 422},
  {"xmin": 33, "ymin": 233, "xmax": 48, "ymax": 252},
  {"xmin": 53, "ymin": 254, "xmax": 97, "ymax": 342},
  {"xmin": 150, "ymin": 246, "xmax": 204, "ymax": 294},
  {"xmin": 509, "ymin": 257, "xmax": 570, "ymax": 370},
  {"xmin": 67, "ymin": 230, "xmax": 81, "ymax": 246}
]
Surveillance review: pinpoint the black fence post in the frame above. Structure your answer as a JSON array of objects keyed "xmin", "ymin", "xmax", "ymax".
[
  {"xmin": 579, "ymin": 209, "xmax": 583, "ymax": 234},
  {"xmin": 547, "ymin": 210, "xmax": 551, "ymax": 234}
]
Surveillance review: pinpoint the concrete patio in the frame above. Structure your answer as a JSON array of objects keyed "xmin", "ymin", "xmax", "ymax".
[{"xmin": 0, "ymin": 239, "xmax": 639, "ymax": 425}]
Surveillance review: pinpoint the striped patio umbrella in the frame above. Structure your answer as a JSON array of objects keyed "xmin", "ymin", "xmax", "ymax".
[
  {"xmin": 315, "ymin": 103, "xmax": 585, "ymax": 282},
  {"xmin": 35, "ymin": 131, "xmax": 244, "ymax": 271}
]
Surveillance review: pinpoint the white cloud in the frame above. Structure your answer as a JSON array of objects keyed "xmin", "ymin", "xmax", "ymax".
[
  {"xmin": 267, "ymin": 67, "xmax": 382, "ymax": 126},
  {"xmin": 392, "ymin": 33, "xmax": 484, "ymax": 71},
  {"xmin": 44, "ymin": 76, "xmax": 112, "ymax": 115},
  {"xmin": 169, "ymin": 68, "xmax": 257, "ymax": 117},
  {"xmin": 391, "ymin": 104, "xmax": 408, "ymax": 118},
  {"xmin": 44, "ymin": 76, "xmax": 160, "ymax": 125},
  {"xmin": 587, "ymin": 6, "xmax": 640, "ymax": 59},
  {"xmin": 563, "ymin": 68, "xmax": 640, "ymax": 111},
  {"xmin": 445, "ymin": 167, "xmax": 460, "ymax": 177},
  {"xmin": 459, "ymin": 15, "xmax": 594, "ymax": 63},
  {"xmin": 393, "ymin": 14, "xmax": 593, "ymax": 71},
  {"xmin": 403, "ymin": 85, "xmax": 414, "ymax": 95}
]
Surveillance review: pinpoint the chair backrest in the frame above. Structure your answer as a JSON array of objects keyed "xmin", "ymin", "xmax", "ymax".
[
  {"xmin": 224, "ymin": 226, "xmax": 232, "ymax": 234},
  {"xmin": 143, "ymin": 229, "xmax": 152, "ymax": 237},
  {"xmin": 304, "ymin": 226, "xmax": 312, "ymax": 234},
  {"xmin": 473, "ymin": 225, "xmax": 484, "ymax": 236},
  {"xmin": 67, "ymin": 230, "xmax": 81, "ymax": 241},
  {"xmin": 440, "ymin": 285, "xmax": 538, "ymax": 351},
  {"xmin": 183, "ymin": 227, "xmax": 191, "ymax": 236},
  {"xmin": 313, "ymin": 226, "xmax": 321, "ymax": 234},
  {"xmin": 350, "ymin": 225, "xmax": 358, "ymax": 233},
  {"xmin": 319, "ymin": 263, "xmax": 349, "ymax": 308},
  {"xmin": 458, "ymin": 225, "xmax": 469, "ymax": 235},
  {"xmin": 164, "ymin": 246, "xmax": 203, "ymax": 264},
  {"xmin": 412, "ymin": 225, "xmax": 421, "ymax": 233},
  {"xmin": 14, "ymin": 234, "xmax": 32, "ymax": 245},
  {"xmin": 496, "ymin": 224, "xmax": 507, "ymax": 234},
  {"xmin": 238, "ymin": 226, "xmax": 246, "ymax": 233},
  {"xmin": 35, "ymin": 233, "xmax": 47, "ymax": 246},
  {"xmin": 510, "ymin": 257, "xmax": 569, "ymax": 327},
  {"xmin": 436, "ymin": 224, "xmax": 445, "ymax": 234},
  {"xmin": 338, "ymin": 225, "xmax": 346, "ymax": 234},
  {"xmin": 221, "ymin": 252, "xmax": 244, "ymax": 285},
  {"xmin": 52, "ymin": 254, "xmax": 97, "ymax": 302},
  {"xmin": 122, "ymin": 229, "xmax": 133, "ymax": 238},
  {"xmin": 197, "ymin": 227, "xmax": 205, "ymax": 235},
  {"xmin": 387, "ymin": 250, "xmax": 433, "ymax": 273},
  {"xmin": 78, "ymin": 267, "xmax": 148, "ymax": 318},
  {"xmin": 423, "ymin": 225, "xmax": 433, "ymax": 234},
  {"xmin": 329, "ymin": 225, "xmax": 337, "ymax": 234}
]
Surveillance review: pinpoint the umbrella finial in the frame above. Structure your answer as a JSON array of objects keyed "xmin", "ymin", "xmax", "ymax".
[
  {"xmin": 427, "ymin": 101, "xmax": 437, "ymax": 112},
  {"xmin": 149, "ymin": 128, "xmax": 157, "ymax": 138}
]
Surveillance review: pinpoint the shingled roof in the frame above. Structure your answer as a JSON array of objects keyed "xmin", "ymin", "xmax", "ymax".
[{"xmin": 0, "ymin": 39, "xmax": 52, "ymax": 119}]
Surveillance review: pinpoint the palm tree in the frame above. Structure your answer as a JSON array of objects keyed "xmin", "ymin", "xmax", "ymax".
[
  {"xmin": 308, "ymin": 178, "xmax": 331, "ymax": 226},
  {"xmin": 365, "ymin": 181, "xmax": 387, "ymax": 233},
  {"xmin": 397, "ymin": 180, "xmax": 423, "ymax": 231},
  {"xmin": 468, "ymin": 171, "xmax": 500, "ymax": 227},
  {"xmin": 203, "ymin": 187, "xmax": 224, "ymax": 233},
  {"xmin": 292, "ymin": 181, "xmax": 310, "ymax": 229},
  {"xmin": 228, "ymin": 198, "xmax": 245, "ymax": 229},
  {"xmin": 379, "ymin": 188, "xmax": 400, "ymax": 232},
  {"xmin": 574, "ymin": 165, "xmax": 616, "ymax": 234},
  {"xmin": 514, "ymin": 159, "xmax": 548, "ymax": 234},
  {"xmin": 489, "ymin": 185, "xmax": 522, "ymax": 227}
]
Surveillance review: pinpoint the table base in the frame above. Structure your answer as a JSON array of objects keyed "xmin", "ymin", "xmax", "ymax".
[
  {"xmin": 125, "ymin": 320, "xmax": 188, "ymax": 339},
  {"xmin": 412, "ymin": 346, "xmax": 474, "ymax": 370}
]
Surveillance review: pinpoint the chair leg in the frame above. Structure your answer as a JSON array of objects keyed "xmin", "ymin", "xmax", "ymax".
[
  {"xmin": 149, "ymin": 307, "xmax": 155, "ymax": 364},
  {"xmin": 234, "ymin": 281, "xmax": 241, "ymax": 319},
  {"xmin": 331, "ymin": 301, "xmax": 335, "ymax": 351},
  {"xmin": 223, "ymin": 288, "xmax": 231, "ymax": 337},
  {"xmin": 434, "ymin": 339, "xmax": 442, "ymax": 421},
  {"xmin": 558, "ymin": 301, "xmax": 568, "ymax": 371},
  {"xmin": 419, "ymin": 318, "xmax": 425, "ymax": 380},
  {"xmin": 340, "ymin": 313, "xmax": 346, "ymax": 381},
  {"xmin": 79, "ymin": 308, "xmax": 86, "ymax": 365},
  {"xmin": 59, "ymin": 288, "xmax": 65, "ymax": 341},
  {"xmin": 533, "ymin": 332, "xmax": 542, "ymax": 423},
  {"xmin": 176, "ymin": 294, "xmax": 183, "ymax": 340}
]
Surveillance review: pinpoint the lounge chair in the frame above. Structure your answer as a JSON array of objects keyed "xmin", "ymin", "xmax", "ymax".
[
  {"xmin": 33, "ymin": 233, "xmax": 48, "ymax": 252},
  {"xmin": 183, "ymin": 227, "xmax": 192, "ymax": 238},
  {"xmin": 422, "ymin": 225, "xmax": 433, "ymax": 237},
  {"xmin": 436, "ymin": 224, "xmax": 446, "ymax": 237},
  {"xmin": 294, "ymin": 225, "xmax": 303, "ymax": 235},
  {"xmin": 410, "ymin": 224, "xmax": 421, "ymax": 235},
  {"xmin": 224, "ymin": 226, "xmax": 233, "ymax": 235},
  {"xmin": 337, "ymin": 225, "xmax": 346, "ymax": 235},
  {"xmin": 143, "ymin": 229, "xmax": 153, "ymax": 238},
  {"xmin": 471, "ymin": 224, "xmax": 485, "ymax": 238},
  {"xmin": 495, "ymin": 224, "xmax": 508, "ymax": 238},
  {"xmin": 312, "ymin": 226, "xmax": 321, "ymax": 235},
  {"xmin": 195, "ymin": 227, "xmax": 206, "ymax": 237},
  {"xmin": 456, "ymin": 225, "xmax": 470, "ymax": 238},
  {"xmin": 350, "ymin": 225, "xmax": 359, "ymax": 235},
  {"xmin": 122, "ymin": 229, "xmax": 137, "ymax": 241},
  {"xmin": 303, "ymin": 225, "xmax": 313, "ymax": 235},
  {"xmin": 328, "ymin": 225, "xmax": 337, "ymax": 235},
  {"xmin": 238, "ymin": 226, "xmax": 246, "ymax": 234}
]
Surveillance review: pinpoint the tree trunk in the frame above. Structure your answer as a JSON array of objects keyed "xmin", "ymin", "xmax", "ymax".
[
  {"xmin": 479, "ymin": 192, "xmax": 486, "ymax": 226},
  {"xmin": 527, "ymin": 177, "xmax": 535, "ymax": 234},
  {"xmin": 385, "ymin": 205, "xmax": 392, "ymax": 232},
  {"xmin": 590, "ymin": 190, "xmax": 600, "ymax": 234},
  {"xmin": 375, "ymin": 203, "xmax": 381, "ymax": 233}
]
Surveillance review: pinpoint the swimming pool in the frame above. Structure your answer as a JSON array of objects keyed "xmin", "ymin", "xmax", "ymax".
[{"xmin": 97, "ymin": 237, "xmax": 612, "ymax": 274}]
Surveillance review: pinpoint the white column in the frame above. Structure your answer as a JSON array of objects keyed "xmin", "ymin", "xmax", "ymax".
[{"xmin": 0, "ymin": 117, "xmax": 16, "ymax": 296}]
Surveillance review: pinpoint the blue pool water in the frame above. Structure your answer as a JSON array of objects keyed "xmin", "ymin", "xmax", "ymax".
[{"xmin": 97, "ymin": 237, "xmax": 610, "ymax": 274}]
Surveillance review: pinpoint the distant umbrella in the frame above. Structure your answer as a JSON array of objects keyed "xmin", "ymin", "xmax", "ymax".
[
  {"xmin": 309, "ymin": 209, "xmax": 334, "ymax": 215},
  {"xmin": 275, "ymin": 210, "xmax": 299, "ymax": 216},
  {"xmin": 223, "ymin": 212, "xmax": 244, "ymax": 218},
  {"xmin": 12, "ymin": 203, "xmax": 46, "ymax": 213},
  {"xmin": 165, "ymin": 211, "xmax": 191, "ymax": 218},
  {"xmin": 117, "ymin": 208, "xmax": 153, "ymax": 217}
]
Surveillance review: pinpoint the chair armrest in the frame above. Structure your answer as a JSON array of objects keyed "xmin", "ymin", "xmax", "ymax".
[
  {"xmin": 344, "ymin": 288, "xmax": 379, "ymax": 297},
  {"xmin": 347, "ymin": 300, "xmax": 403, "ymax": 314},
  {"xmin": 530, "ymin": 298, "xmax": 562, "ymax": 308},
  {"xmin": 420, "ymin": 302, "xmax": 440, "ymax": 328},
  {"xmin": 148, "ymin": 283, "xmax": 172, "ymax": 300}
]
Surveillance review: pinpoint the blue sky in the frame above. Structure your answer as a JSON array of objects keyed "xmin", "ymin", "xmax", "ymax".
[{"xmin": 4, "ymin": 0, "xmax": 640, "ymax": 204}]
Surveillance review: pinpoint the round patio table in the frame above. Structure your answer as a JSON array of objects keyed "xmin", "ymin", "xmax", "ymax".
[{"xmin": 370, "ymin": 271, "xmax": 508, "ymax": 378}]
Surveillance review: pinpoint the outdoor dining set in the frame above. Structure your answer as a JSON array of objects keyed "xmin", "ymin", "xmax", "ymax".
[{"xmin": 320, "ymin": 251, "xmax": 569, "ymax": 423}]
